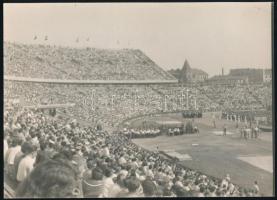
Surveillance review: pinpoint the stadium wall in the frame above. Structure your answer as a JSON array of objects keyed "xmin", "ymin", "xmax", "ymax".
[{"xmin": 4, "ymin": 76, "xmax": 178, "ymax": 85}]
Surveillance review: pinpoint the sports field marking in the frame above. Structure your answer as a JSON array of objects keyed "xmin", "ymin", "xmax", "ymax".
[
  {"xmin": 237, "ymin": 155, "xmax": 273, "ymax": 173},
  {"xmin": 163, "ymin": 150, "xmax": 192, "ymax": 161}
]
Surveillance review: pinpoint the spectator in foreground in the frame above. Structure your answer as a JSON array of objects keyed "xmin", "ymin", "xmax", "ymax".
[
  {"xmin": 16, "ymin": 143, "xmax": 37, "ymax": 183},
  {"xmin": 16, "ymin": 159, "xmax": 82, "ymax": 198},
  {"xmin": 14, "ymin": 142, "xmax": 33, "ymax": 184}
]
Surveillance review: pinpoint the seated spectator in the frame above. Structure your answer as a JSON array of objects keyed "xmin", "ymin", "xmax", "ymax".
[
  {"xmin": 163, "ymin": 186, "xmax": 176, "ymax": 197},
  {"xmin": 109, "ymin": 173, "xmax": 128, "ymax": 197},
  {"xmin": 197, "ymin": 185, "xmax": 206, "ymax": 197},
  {"xmin": 123, "ymin": 176, "xmax": 143, "ymax": 197},
  {"xmin": 207, "ymin": 186, "xmax": 217, "ymax": 197},
  {"xmin": 72, "ymin": 145, "xmax": 87, "ymax": 176},
  {"xmin": 82, "ymin": 167, "xmax": 105, "ymax": 198},
  {"xmin": 142, "ymin": 179, "xmax": 157, "ymax": 197},
  {"xmin": 102, "ymin": 168, "xmax": 116, "ymax": 197}
]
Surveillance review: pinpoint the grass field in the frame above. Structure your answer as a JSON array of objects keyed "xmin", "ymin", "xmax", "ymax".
[{"xmin": 132, "ymin": 113, "xmax": 273, "ymax": 196}]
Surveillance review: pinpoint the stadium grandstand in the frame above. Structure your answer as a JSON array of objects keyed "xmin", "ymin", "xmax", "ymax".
[
  {"xmin": 4, "ymin": 42, "xmax": 176, "ymax": 80},
  {"xmin": 4, "ymin": 42, "xmax": 272, "ymax": 198}
]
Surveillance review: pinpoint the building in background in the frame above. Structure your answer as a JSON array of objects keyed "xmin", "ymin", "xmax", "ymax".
[
  {"xmin": 229, "ymin": 68, "xmax": 264, "ymax": 83},
  {"xmin": 168, "ymin": 59, "xmax": 208, "ymax": 83},
  {"xmin": 207, "ymin": 67, "xmax": 271, "ymax": 85},
  {"xmin": 206, "ymin": 75, "xmax": 248, "ymax": 85},
  {"xmin": 263, "ymin": 68, "xmax": 272, "ymax": 82}
]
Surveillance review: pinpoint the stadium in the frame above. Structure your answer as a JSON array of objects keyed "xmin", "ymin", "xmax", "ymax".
[{"xmin": 4, "ymin": 41, "xmax": 273, "ymax": 198}]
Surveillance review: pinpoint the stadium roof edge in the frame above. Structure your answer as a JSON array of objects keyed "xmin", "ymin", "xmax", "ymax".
[{"xmin": 4, "ymin": 76, "xmax": 178, "ymax": 85}]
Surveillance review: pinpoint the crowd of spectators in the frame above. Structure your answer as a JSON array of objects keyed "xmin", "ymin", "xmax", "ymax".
[
  {"xmin": 4, "ymin": 107, "xmax": 261, "ymax": 198},
  {"xmin": 4, "ymin": 42, "xmax": 175, "ymax": 80},
  {"xmin": 197, "ymin": 84, "xmax": 271, "ymax": 111},
  {"xmin": 5, "ymin": 80, "xmax": 271, "ymax": 131},
  {"xmin": 151, "ymin": 85, "xmax": 222, "ymax": 112},
  {"xmin": 5, "ymin": 81, "xmax": 165, "ymax": 131}
]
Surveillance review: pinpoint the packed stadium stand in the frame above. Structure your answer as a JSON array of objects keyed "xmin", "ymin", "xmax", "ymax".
[{"xmin": 4, "ymin": 42, "xmax": 176, "ymax": 80}]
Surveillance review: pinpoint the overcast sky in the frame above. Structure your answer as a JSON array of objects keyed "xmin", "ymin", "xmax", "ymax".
[{"xmin": 4, "ymin": 3, "xmax": 272, "ymax": 77}]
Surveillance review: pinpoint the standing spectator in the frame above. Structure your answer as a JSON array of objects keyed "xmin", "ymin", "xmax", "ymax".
[
  {"xmin": 223, "ymin": 124, "xmax": 227, "ymax": 136},
  {"xmin": 6, "ymin": 137, "xmax": 23, "ymax": 180},
  {"xmin": 253, "ymin": 181, "xmax": 260, "ymax": 196},
  {"xmin": 14, "ymin": 142, "xmax": 33, "ymax": 184},
  {"xmin": 212, "ymin": 114, "xmax": 216, "ymax": 128}
]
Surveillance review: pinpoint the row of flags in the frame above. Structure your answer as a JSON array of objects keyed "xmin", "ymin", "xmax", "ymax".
[
  {"xmin": 33, "ymin": 36, "xmax": 90, "ymax": 43},
  {"xmin": 34, "ymin": 35, "xmax": 48, "ymax": 41},
  {"xmin": 33, "ymin": 36, "xmax": 127, "ymax": 45}
]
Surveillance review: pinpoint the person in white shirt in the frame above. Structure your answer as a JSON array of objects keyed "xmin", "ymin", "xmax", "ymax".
[
  {"xmin": 102, "ymin": 168, "xmax": 117, "ymax": 197},
  {"xmin": 118, "ymin": 154, "xmax": 127, "ymax": 166},
  {"xmin": 102, "ymin": 145, "xmax": 110, "ymax": 157},
  {"xmin": 17, "ymin": 143, "xmax": 37, "ymax": 183},
  {"xmin": 7, "ymin": 137, "xmax": 23, "ymax": 180},
  {"xmin": 7, "ymin": 138, "xmax": 22, "ymax": 165},
  {"xmin": 145, "ymin": 165, "xmax": 154, "ymax": 179},
  {"xmin": 197, "ymin": 186, "xmax": 206, "ymax": 197}
]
